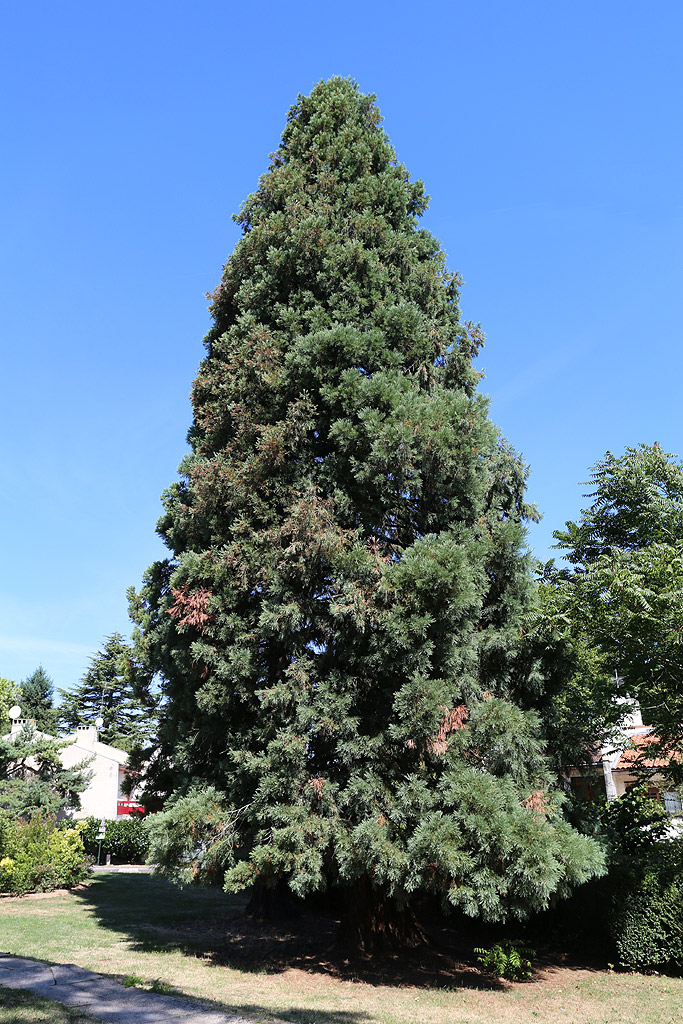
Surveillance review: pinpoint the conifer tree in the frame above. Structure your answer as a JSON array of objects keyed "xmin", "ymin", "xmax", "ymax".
[
  {"xmin": 20, "ymin": 666, "xmax": 58, "ymax": 735},
  {"xmin": 0, "ymin": 723, "xmax": 92, "ymax": 818},
  {"xmin": 59, "ymin": 634, "xmax": 157, "ymax": 753},
  {"xmin": 131, "ymin": 78, "xmax": 602, "ymax": 944}
]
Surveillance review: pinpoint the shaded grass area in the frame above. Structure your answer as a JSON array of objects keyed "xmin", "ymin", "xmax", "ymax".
[
  {"xmin": 0, "ymin": 985, "xmax": 100, "ymax": 1023},
  {"xmin": 1, "ymin": 873, "xmax": 683, "ymax": 1024}
]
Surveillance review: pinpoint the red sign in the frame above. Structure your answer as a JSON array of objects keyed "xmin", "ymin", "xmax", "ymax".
[{"xmin": 117, "ymin": 800, "xmax": 145, "ymax": 816}]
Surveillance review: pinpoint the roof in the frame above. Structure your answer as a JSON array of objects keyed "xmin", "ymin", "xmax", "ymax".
[
  {"xmin": 5, "ymin": 722, "xmax": 130, "ymax": 768},
  {"xmin": 67, "ymin": 734, "xmax": 129, "ymax": 766},
  {"xmin": 3, "ymin": 722, "xmax": 55, "ymax": 743},
  {"xmin": 613, "ymin": 729, "xmax": 677, "ymax": 771}
]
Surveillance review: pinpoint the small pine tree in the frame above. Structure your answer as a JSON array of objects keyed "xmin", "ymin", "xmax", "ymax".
[
  {"xmin": 0, "ymin": 722, "xmax": 92, "ymax": 818},
  {"xmin": 131, "ymin": 78, "xmax": 603, "ymax": 946},
  {"xmin": 20, "ymin": 666, "xmax": 58, "ymax": 735},
  {"xmin": 59, "ymin": 634, "xmax": 158, "ymax": 753}
]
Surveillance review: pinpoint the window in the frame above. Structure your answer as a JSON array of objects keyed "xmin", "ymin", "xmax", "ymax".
[
  {"xmin": 571, "ymin": 776, "xmax": 598, "ymax": 801},
  {"xmin": 663, "ymin": 791, "xmax": 682, "ymax": 814}
]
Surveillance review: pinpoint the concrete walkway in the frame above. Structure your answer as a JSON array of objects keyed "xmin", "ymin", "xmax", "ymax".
[
  {"xmin": 0, "ymin": 953, "xmax": 263, "ymax": 1024},
  {"xmin": 90, "ymin": 864, "xmax": 154, "ymax": 874}
]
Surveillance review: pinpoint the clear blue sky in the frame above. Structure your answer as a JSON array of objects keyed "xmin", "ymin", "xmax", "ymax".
[{"xmin": 2, "ymin": 1, "xmax": 681, "ymax": 694}]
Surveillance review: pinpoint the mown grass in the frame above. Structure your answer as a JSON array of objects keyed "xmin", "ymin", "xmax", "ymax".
[
  {"xmin": 1, "ymin": 873, "xmax": 682, "ymax": 1024},
  {"xmin": 0, "ymin": 985, "xmax": 100, "ymax": 1023}
]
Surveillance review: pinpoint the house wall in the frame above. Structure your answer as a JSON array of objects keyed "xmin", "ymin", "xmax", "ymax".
[
  {"xmin": 60, "ymin": 734, "xmax": 120, "ymax": 820},
  {"xmin": 613, "ymin": 771, "xmax": 682, "ymax": 808},
  {"xmin": 6, "ymin": 719, "xmax": 136, "ymax": 821},
  {"xmin": 568, "ymin": 766, "xmax": 682, "ymax": 812}
]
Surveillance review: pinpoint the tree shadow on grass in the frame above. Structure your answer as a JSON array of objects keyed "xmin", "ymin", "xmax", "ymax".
[
  {"xmin": 235, "ymin": 1009, "xmax": 373, "ymax": 1024},
  {"xmin": 73, "ymin": 872, "xmax": 510, "ymax": 993}
]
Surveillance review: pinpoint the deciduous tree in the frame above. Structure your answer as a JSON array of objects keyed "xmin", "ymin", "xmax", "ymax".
[
  {"xmin": 0, "ymin": 677, "xmax": 19, "ymax": 731},
  {"xmin": 552, "ymin": 444, "xmax": 683, "ymax": 778}
]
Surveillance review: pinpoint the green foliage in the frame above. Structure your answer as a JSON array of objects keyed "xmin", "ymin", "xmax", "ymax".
[
  {"xmin": 474, "ymin": 939, "xmax": 535, "ymax": 980},
  {"xmin": 130, "ymin": 78, "xmax": 603, "ymax": 930},
  {"xmin": 561, "ymin": 782, "xmax": 683, "ymax": 974},
  {"xmin": 79, "ymin": 815, "xmax": 150, "ymax": 863},
  {"xmin": 602, "ymin": 780, "xmax": 674, "ymax": 857},
  {"xmin": 19, "ymin": 666, "xmax": 58, "ymax": 734},
  {"xmin": 59, "ymin": 633, "xmax": 158, "ymax": 754},
  {"xmin": 555, "ymin": 444, "xmax": 683, "ymax": 564},
  {"xmin": 145, "ymin": 787, "xmax": 239, "ymax": 884},
  {"xmin": 523, "ymin": 568, "xmax": 620, "ymax": 772},
  {"xmin": 551, "ymin": 444, "xmax": 683, "ymax": 779},
  {"xmin": 0, "ymin": 813, "xmax": 89, "ymax": 895},
  {"xmin": 610, "ymin": 867, "xmax": 683, "ymax": 973},
  {"xmin": 0, "ymin": 722, "xmax": 92, "ymax": 818},
  {"xmin": 0, "ymin": 677, "xmax": 19, "ymax": 731},
  {"xmin": 122, "ymin": 975, "xmax": 145, "ymax": 988}
]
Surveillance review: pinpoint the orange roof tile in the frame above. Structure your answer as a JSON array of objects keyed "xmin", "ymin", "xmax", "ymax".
[{"xmin": 614, "ymin": 730, "xmax": 677, "ymax": 770}]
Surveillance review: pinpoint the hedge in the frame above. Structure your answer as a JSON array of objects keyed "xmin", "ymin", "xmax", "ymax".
[
  {"xmin": 609, "ymin": 863, "xmax": 683, "ymax": 972},
  {"xmin": 78, "ymin": 815, "xmax": 149, "ymax": 864}
]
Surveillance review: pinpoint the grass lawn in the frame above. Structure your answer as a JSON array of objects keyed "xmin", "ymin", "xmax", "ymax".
[
  {"xmin": 1, "ymin": 873, "xmax": 682, "ymax": 1024},
  {"xmin": 0, "ymin": 986, "xmax": 101, "ymax": 1023}
]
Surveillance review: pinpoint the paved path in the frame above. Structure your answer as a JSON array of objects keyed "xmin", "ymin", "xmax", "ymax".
[
  {"xmin": 0, "ymin": 954, "xmax": 264, "ymax": 1024},
  {"xmin": 90, "ymin": 864, "xmax": 154, "ymax": 874}
]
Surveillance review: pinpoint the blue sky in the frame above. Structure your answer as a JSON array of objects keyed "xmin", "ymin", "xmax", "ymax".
[{"xmin": 2, "ymin": 1, "xmax": 681, "ymax": 694}]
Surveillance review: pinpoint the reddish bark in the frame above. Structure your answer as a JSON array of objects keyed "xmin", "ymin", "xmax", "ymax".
[{"xmin": 339, "ymin": 877, "xmax": 426, "ymax": 953}]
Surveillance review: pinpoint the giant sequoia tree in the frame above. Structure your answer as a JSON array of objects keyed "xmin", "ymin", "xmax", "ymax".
[{"xmin": 131, "ymin": 78, "xmax": 601, "ymax": 943}]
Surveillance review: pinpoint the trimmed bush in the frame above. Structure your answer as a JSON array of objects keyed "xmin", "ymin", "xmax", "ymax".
[
  {"xmin": 79, "ymin": 815, "xmax": 149, "ymax": 863},
  {"xmin": 610, "ymin": 865, "xmax": 683, "ymax": 973},
  {"xmin": 525, "ymin": 784, "xmax": 683, "ymax": 974},
  {"xmin": 0, "ymin": 814, "xmax": 89, "ymax": 895},
  {"xmin": 601, "ymin": 784, "xmax": 683, "ymax": 972}
]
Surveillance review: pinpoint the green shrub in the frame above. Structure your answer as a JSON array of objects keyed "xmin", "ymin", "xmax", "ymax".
[
  {"xmin": 78, "ymin": 815, "xmax": 149, "ymax": 863},
  {"xmin": 474, "ymin": 939, "xmax": 535, "ymax": 980},
  {"xmin": 603, "ymin": 782, "xmax": 674, "ymax": 856},
  {"xmin": 104, "ymin": 818, "xmax": 149, "ymax": 862},
  {"xmin": 520, "ymin": 784, "xmax": 683, "ymax": 975},
  {"xmin": 0, "ymin": 814, "xmax": 89, "ymax": 895},
  {"xmin": 610, "ymin": 865, "xmax": 683, "ymax": 972},
  {"xmin": 596, "ymin": 781, "xmax": 683, "ymax": 972}
]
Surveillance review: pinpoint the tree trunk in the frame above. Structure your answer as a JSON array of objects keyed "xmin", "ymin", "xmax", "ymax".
[
  {"xmin": 338, "ymin": 876, "xmax": 426, "ymax": 953},
  {"xmin": 245, "ymin": 877, "xmax": 300, "ymax": 920}
]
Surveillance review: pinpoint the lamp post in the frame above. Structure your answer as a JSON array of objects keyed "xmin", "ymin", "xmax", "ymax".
[{"xmin": 97, "ymin": 819, "xmax": 107, "ymax": 866}]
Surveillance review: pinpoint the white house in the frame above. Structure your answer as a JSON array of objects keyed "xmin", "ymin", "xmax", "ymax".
[
  {"xmin": 566, "ymin": 700, "xmax": 682, "ymax": 815},
  {"xmin": 59, "ymin": 724, "xmax": 144, "ymax": 820},
  {"xmin": 6, "ymin": 715, "xmax": 144, "ymax": 820}
]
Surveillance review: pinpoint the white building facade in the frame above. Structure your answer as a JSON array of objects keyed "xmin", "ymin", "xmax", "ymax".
[
  {"xmin": 566, "ymin": 701, "xmax": 683, "ymax": 816},
  {"xmin": 7, "ymin": 718, "xmax": 144, "ymax": 820}
]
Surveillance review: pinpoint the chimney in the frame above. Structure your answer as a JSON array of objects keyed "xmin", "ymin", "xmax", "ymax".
[
  {"xmin": 8, "ymin": 706, "xmax": 32, "ymax": 736},
  {"xmin": 75, "ymin": 725, "xmax": 98, "ymax": 750},
  {"xmin": 10, "ymin": 718, "xmax": 34, "ymax": 736}
]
